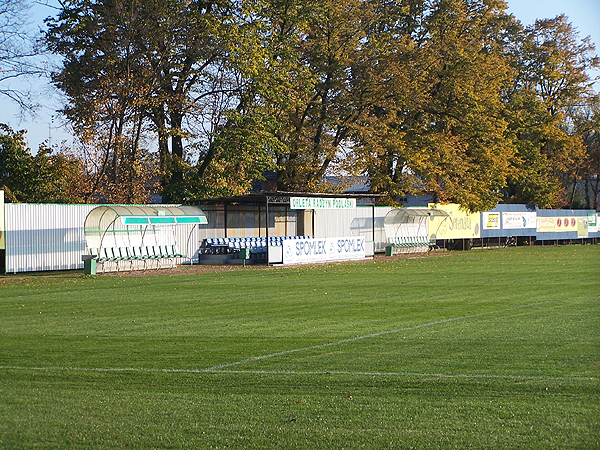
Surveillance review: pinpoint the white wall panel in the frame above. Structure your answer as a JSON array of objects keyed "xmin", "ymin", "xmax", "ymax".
[
  {"xmin": 5, "ymin": 204, "xmax": 96, "ymax": 273},
  {"xmin": 314, "ymin": 206, "xmax": 391, "ymax": 252},
  {"xmin": 5, "ymin": 204, "xmax": 208, "ymax": 272}
]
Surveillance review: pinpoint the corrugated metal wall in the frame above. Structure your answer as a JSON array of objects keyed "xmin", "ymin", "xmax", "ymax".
[
  {"xmin": 5, "ymin": 204, "xmax": 96, "ymax": 273},
  {"xmin": 314, "ymin": 206, "xmax": 391, "ymax": 253},
  {"xmin": 535, "ymin": 209, "xmax": 595, "ymax": 241},
  {"xmin": 4, "ymin": 203, "xmax": 301, "ymax": 273},
  {"xmin": 5, "ymin": 203, "xmax": 597, "ymax": 273},
  {"xmin": 176, "ymin": 222, "xmax": 202, "ymax": 264},
  {"xmin": 480, "ymin": 204, "xmax": 537, "ymax": 238},
  {"xmin": 5, "ymin": 204, "xmax": 205, "ymax": 273}
]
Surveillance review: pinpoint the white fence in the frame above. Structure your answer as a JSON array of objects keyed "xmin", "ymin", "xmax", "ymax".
[
  {"xmin": 5, "ymin": 204, "xmax": 96, "ymax": 273},
  {"xmin": 4, "ymin": 204, "xmax": 204, "ymax": 274},
  {"xmin": 314, "ymin": 206, "xmax": 392, "ymax": 253},
  {"xmin": 3, "ymin": 203, "xmax": 392, "ymax": 273}
]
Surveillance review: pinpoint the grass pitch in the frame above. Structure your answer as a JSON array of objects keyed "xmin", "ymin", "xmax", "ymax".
[{"xmin": 0, "ymin": 245, "xmax": 598, "ymax": 449}]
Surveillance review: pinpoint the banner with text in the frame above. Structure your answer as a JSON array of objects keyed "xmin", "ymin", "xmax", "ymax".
[
  {"xmin": 502, "ymin": 211, "xmax": 537, "ymax": 229},
  {"xmin": 282, "ymin": 237, "xmax": 366, "ymax": 265},
  {"xmin": 537, "ymin": 216, "xmax": 580, "ymax": 233},
  {"xmin": 290, "ymin": 197, "xmax": 356, "ymax": 210},
  {"xmin": 482, "ymin": 212, "xmax": 500, "ymax": 230},
  {"xmin": 429, "ymin": 203, "xmax": 481, "ymax": 239},
  {"xmin": 587, "ymin": 214, "xmax": 599, "ymax": 233}
]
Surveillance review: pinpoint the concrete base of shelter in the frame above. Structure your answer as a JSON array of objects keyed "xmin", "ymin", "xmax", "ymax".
[
  {"xmin": 198, "ymin": 254, "xmax": 230, "ymax": 265},
  {"xmin": 198, "ymin": 254, "xmax": 264, "ymax": 265},
  {"xmin": 227, "ymin": 258, "xmax": 260, "ymax": 265},
  {"xmin": 391, "ymin": 245, "xmax": 429, "ymax": 255}
]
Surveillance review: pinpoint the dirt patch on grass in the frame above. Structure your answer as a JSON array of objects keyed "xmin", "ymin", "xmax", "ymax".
[
  {"xmin": 101, "ymin": 250, "xmax": 451, "ymax": 277},
  {"xmin": 0, "ymin": 251, "xmax": 450, "ymax": 280}
]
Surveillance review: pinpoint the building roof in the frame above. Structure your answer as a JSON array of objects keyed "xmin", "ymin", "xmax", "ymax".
[{"xmin": 191, "ymin": 191, "xmax": 384, "ymax": 206}]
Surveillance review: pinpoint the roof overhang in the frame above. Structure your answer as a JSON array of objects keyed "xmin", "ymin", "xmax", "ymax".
[
  {"xmin": 191, "ymin": 191, "xmax": 385, "ymax": 206},
  {"xmin": 384, "ymin": 207, "xmax": 449, "ymax": 225},
  {"xmin": 84, "ymin": 205, "xmax": 207, "ymax": 235}
]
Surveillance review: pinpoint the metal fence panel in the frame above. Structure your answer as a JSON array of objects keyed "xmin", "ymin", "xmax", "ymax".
[
  {"xmin": 314, "ymin": 206, "xmax": 391, "ymax": 253},
  {"xmin": 5, "ymin": 204, "xmax": 96, "ymax": 273}
]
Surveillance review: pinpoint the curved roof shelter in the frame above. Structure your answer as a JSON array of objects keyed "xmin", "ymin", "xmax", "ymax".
[
  {"xmin": 84, "ymin": 205, "xmax": 208, "ymax": 249},
  {"xmin": 383, "ymin": 207, "xmax": 448, "ymax": 226},
  {"xmin": 384, "ymin": 207, "xmax": 449, "ymax": 239},
  {"xmin": 85, "ymin": 205, "xmax": 207, "ymax": 233}
]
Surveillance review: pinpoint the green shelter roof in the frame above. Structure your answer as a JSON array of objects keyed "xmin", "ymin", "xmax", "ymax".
[{"xmin": 84, "ymin": 205, "xmax": 207, "ymax": 235}]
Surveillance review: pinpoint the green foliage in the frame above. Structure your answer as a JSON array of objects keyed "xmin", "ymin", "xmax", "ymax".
[
  {"xmin": 353, "ymin": 0, "xmax": 515, "ymax": 211},
  {"xmin": 571, "ymin": 96, "xmax": 600, "ymax": 209},
  {"xmin": 45, "ymin": 0, "xmax": 255, "ymax": 202},
  {"xmin": 0, "ymin": 124, "xmax": 83, "ymax": 203},
  {"xmin": 504, "ymin": 14, "xmax": 599, "ymax": 207},
  {"xmin": 41, "ymin": 0, "xmax": 600, "ymax": 209}
]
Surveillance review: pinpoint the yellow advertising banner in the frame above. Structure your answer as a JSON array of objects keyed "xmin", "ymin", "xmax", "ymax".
[
  {"xmin": 577, "ymin": 218, "xmax": 589, "ymax": 238},
  {"xmin": 482, "ymin": 212, "xmax": 500, "ymax": 230},
  {"xmin": 428, "ymin": 203, "xmax": 481, "ymax": 239},
  {"xmin": 0, "ymin": 190, "xmax": 4, "ymax": 249},
  {"xmin": 536, "ymin": 216, "xmax": 579, "ymax": 233}
]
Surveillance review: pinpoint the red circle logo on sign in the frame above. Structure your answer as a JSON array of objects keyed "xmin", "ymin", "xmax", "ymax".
[
  {"xmin": 571, "ymin": 218, "xmax": 576, "ymax": 227},
  {"xmin": 557, "ymin": 218, "xmax": 562, "ymax": 227}
]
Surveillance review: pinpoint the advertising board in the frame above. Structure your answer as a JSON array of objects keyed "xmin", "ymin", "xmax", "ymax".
[
  {"xmin": 502, "ymin": 211, "xmax": 536, "ymax": 229},
  {"xmin": 587, "ymin": 214, "xmax": 599, "ymax": 233},
  {"xmin": 537, "ymin": 216, "xmax": 579, "ymax": 233},
  {"xmin": 282, "ymin": 237, "xmax": 366, "ymax": 265},
  {"xmin": 577, "ymin": 218, "xmax": 589, "ymax": 238},
  {"xmin": 429, "ymin": 203, "xmax": 480, "ymax": 239},
  {"xmin": 482, "ymin": 212, "xmax": 500, "ymax": 230},
  {"xmin": 290, "ymin": 197, "xmax": 356, "ymax": 210}
]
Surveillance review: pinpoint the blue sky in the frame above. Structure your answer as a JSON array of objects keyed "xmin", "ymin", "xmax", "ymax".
[
  {"xmin": 1, "ymin": 0, "xmax": 599, "ymax": 149},
  {"xmin": 507, "ymin": 0, "xmax": 600, "ymax": 46}
]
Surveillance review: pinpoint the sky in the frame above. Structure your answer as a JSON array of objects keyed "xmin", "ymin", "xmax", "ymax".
[{"xmin": 1, "ymin": 0, "xmax": 599, "ymax": 150}]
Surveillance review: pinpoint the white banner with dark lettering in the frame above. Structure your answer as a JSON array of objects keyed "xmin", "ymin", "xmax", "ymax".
[
  {"xmin": 282, "ymin": 237, "xmax": 366, "ymax": 265},
  {"xmin": 502, "ymin": 211, "xmax": 536, "ymax": 229},
  {"xmin": 290, "ymin": 197, "xmax": 356, "ymax": 210}
]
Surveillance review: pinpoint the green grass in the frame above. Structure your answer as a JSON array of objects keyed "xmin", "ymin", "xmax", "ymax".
[{"xmin": 0, "ymin": 245, "xmax": 599, "ymax": 449}]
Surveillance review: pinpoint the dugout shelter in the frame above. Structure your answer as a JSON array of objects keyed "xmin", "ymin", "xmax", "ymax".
[
  {"xmin": 383, "ymin": 207, "xmax": 449, "ymax": 253},
  {"xmin": 84, "ymin": 205, "xmax": 208, "ymax": 272},
  {"xmin": 193, "ymin": 191, "xmax": 384, "ymax": 264}
]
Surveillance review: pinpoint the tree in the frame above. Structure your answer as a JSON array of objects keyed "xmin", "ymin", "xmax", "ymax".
[
  {"xmin": 43, "ymin": 0, "xmax": 600, "ymax": 211},
  {"xmin": 0, "ymin": 123, "xmax": 84, "ymax": 202},
  {"xmin": 352, "ymin": 0, "xmax": 515, "ymax": 211},
  {"xmin": 0, "ymin": 0, "xmax": 45, "ymax": 111},
  {"xmin": 46, "ymin": 0, "xmax": 279, "ymax": 202},
  {"xmin": 503, "ymin": 14, "xmax": 599, "ymax": 207},
  {"xmin": 258, "ymin": 0, "xmax": 379, "ymax": 192},
  {"xmin": 567, "ymin": 96, "xmax": 600, "ymax": 209}
]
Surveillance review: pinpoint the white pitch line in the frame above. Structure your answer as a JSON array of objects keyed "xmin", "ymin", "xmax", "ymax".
[
  {"xmin": 0, "ymin": 366, "xmax": 595, "ymax": 383},
  {"xmin": 0, "ymin": 301, "xmax": 561, "ymax": 380},
  {"xmin": 200, "ymin": 301, "xmax": 550, "ymax": 372},
  {"xmin": 205, "ymin": 369, "xmax": 596, "ymax": 382}
]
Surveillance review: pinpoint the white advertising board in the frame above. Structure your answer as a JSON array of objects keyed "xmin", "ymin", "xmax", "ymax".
[
  {"xmin": 502, "ymin": 211, "xmax": 536, "ymax": 229},
  {"xmin": 537, "ymin": 216, "xmax": 579, "ymax": 233},
  {"xmin": 482, "ymin": 212, "xmax": 500, "ymax": 230},
  {"xmin": 282, "ymin": 237, "xmax": 366, "ymax": 265},
  {"xmin": 290, "ymin": 197, "xmax": 356, "ymax": 210},
  {"xmin": 587, "ymin": 213, "xmax": 599, "ymax": 233}
]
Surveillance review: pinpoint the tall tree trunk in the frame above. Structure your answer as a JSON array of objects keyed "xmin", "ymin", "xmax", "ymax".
[
  {"xmin": 170, "ymin": 110, "xmax": 184, "ymax": 186},
  {"xmin": 153, "ymin": 110, "xmax": 171, "ymax": 202}
]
